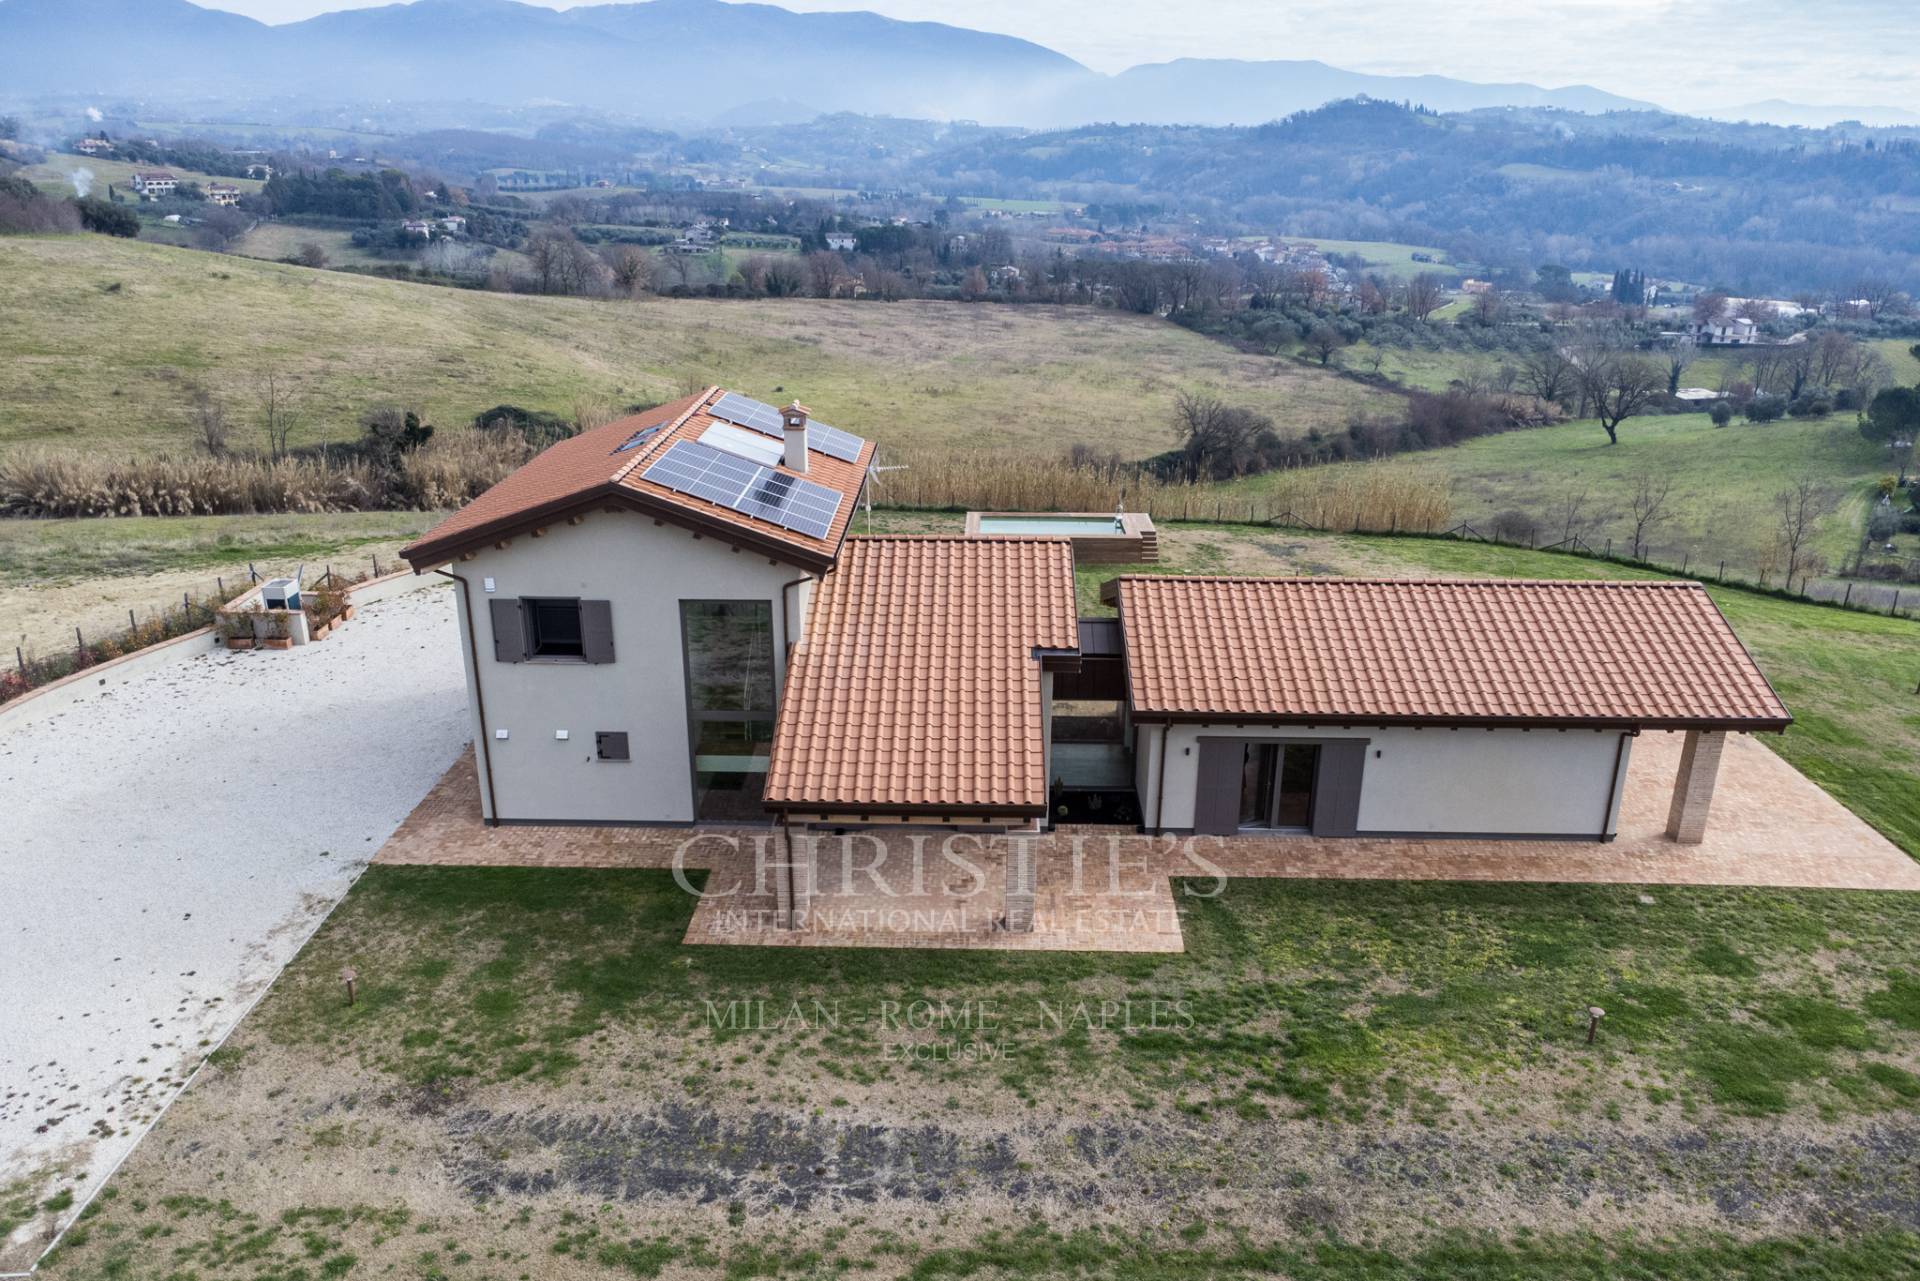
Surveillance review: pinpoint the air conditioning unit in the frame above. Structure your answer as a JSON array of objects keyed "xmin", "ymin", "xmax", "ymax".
[{"xmin": 260, "ymin": 576, "xmax": 302, "ymax": 611}]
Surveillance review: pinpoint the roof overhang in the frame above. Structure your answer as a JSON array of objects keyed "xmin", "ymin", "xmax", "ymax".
[
  {"xmin": 1128, "ymin": 710, "xmax": 1791, "ymax": 733},
  {"xmin": 400, "ymin": 480, "xmax": 852, "ymax": 576}
]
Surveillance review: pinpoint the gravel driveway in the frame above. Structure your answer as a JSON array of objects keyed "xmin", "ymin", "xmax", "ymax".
[{"xmin": 0, "ymin": 581, "xmax": 465, "ymax": 1262}]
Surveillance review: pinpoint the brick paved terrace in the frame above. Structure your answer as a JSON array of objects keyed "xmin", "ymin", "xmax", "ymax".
[{"xmin": 373, "ymin": 731, "xmax": 1920, "ymax": 953}]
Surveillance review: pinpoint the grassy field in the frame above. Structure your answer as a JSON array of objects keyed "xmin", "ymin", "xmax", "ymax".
[
  {"xmin": 0, "ymin": 512, "xmax": 436, "ymax": 657},
  {"xmin": 17, "ymin": 151, "xmax": 264, "ymax": 198},
  {"xmin": 1229, "ymin": 408, "xmax": 1897, "ymax": 569},
  {"xmin": 0, "ymin": 234, "xmax": 1397, "ymax": 459},
  {"xmin": 1294, "ymin": 238, "xmax": 1466, "ymax": 280},
  {"xmin": 227, "ymin": 223, "xmax": 385, "ymax": 269}
]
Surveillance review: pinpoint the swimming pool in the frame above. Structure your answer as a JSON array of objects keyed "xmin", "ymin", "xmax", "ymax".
[{"xmin": 975, "ymin": 516, "xmax": 1126, "ymax": 536}]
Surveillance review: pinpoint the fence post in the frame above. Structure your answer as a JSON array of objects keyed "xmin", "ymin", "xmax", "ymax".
[
  {"xmin": 326, "ymin": 565, "xmax": 334, "ymax": 587},
  {"xmin": 372, "ymin": 554, "xmax": 380, "ymax": 577},
  {"xmin": 16, "ymin": 646, "xmax": 25, "ymax": 677},
  {"xmin": 184, "ymin": 592, "xmax": 192, "ymax": 616},
  {"xmin": 1843, "ymin": 583, "xmax": 1852, "ymax": 607},
  {"xmin": 75, "ymin": 626, "xmax": 84, "ymax": 656},
  {"xmin": 1604, "ymin": 538, "xmax": 1611, "ymax": 558},
  {"xmin": 1894, "ymin": 590, "xmax": 1902, "ymax": 617},
  {"xmin": 249, "ymin": 562, "xmax": 258, "ymax": 583},
  {"xmin": 1718, "ymin": 561, "xmax": 1725, "ymax": 580},
  {"xmin": 218, "ymin": 576, "xmax": 225, "ymax": 598}
]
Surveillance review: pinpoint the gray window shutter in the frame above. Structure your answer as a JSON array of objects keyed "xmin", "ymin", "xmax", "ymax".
[
  {"xmin": 1311, "ymin": 740, "xmax": 1368, "ymax": 837},
  {"xmin": 581, "ymin": 600, "xmax": 615, "ymax": 664},
  {"xmin": 1192, "ymin": 738, "xmax": 1243, "ymax": 835},
  {"xmin": 489, "ymin": 597, "xmax": 527, "ymax": 663}
]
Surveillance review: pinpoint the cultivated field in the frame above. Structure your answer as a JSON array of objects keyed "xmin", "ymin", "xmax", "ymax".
[
  {"xmin": 30, "ymin": 526, "xmax": 1920, "ymax": 1281},
  {"xmin": 0, "ymin": 235, "xmax": 1399, "ymax": 459}
]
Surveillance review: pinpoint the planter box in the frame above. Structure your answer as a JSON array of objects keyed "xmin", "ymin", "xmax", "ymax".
[
  {"xmin": 225, "ymin": 637, "xmax": 255, "ymax": 650},
  {"xmin": 262, "ymin": 637, "xmax": 293, "ymax": 650}
]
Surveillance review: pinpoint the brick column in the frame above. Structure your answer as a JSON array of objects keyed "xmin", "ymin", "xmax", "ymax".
[
  {"xmin": 1005, "ymin": 837, "xmax": 1036, "ymax": 933},
  {"xmin": 1665, "ymin": 730, "xmax": 1726, "ymax": 844}
]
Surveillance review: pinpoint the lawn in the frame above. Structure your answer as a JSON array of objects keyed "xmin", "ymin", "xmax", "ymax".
[
  {"xmin": 37, "ymin": 863, "xmax": 1920, "ymax": 1280},
  {"xmin": 0, "ymin": 234, "xmax": 1396, "ymax": 459}
]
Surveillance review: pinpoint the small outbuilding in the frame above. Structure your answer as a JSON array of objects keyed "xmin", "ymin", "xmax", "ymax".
[{"xmin": 1111, "ymin": 576, "xmax": 1790, "ymax": 844}]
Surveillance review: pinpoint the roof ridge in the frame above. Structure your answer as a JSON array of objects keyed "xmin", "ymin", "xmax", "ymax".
[
  {"xmin": 850, "ymin": 534, "xmax": 1075, "ymax": 543},
  {"xmin": 608, "ymin": 386, "xmax": 718, "ymax": 486}
]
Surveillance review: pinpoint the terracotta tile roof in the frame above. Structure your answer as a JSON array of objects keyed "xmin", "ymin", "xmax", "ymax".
[
  {"xmin": 401, "ymin": 387, "xmax": 873, "ymax": 571},
  {"xmin": 765, "ymin": 537, "xmax": 1081, "ymax": 815},
  {"xmin": 1115, "ymin": 577, "xmax": 1791, "ymax": 730}
]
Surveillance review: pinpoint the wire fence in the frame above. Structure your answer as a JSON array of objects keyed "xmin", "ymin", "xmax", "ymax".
[{"xmin": 3, "ymin": 552, "xmax": 393, "ymax": 707}]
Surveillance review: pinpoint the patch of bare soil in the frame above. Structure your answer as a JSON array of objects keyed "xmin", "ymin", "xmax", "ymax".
[{"xmin": 40, "ymin": 1022, "xmax": 1920, "ymax": 1280}]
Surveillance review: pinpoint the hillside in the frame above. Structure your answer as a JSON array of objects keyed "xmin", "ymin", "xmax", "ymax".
[{"xmin": 0, "ymin": 234, "xmax": 1397, "ymax": 458}]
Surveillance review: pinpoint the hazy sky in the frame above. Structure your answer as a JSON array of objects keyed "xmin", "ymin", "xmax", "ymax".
[{"xmin": 199, "ymin": 0, "xmax": 1920, "ymax": 111}]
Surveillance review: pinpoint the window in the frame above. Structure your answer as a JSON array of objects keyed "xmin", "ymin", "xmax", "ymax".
[
  {"xmin": 596, "ymin": 732, "xmax": 629, "ymax": 762},
  {"xmin": 682, "ymin": 601, "xmax": 777, "ymax": 822},
  {"xmin": 527, "ymin": 598, "xmax": 584, "ymax": 658}
]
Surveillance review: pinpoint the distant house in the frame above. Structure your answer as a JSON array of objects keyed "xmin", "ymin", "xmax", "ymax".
[
  {"xmin": 1460, "ymin": 279, "xmax": 1494, "ymax": 295},
  {"xmin": 130, "ymin": 171, "xmax": 177, "ymax": 199},
  {"xmin": 988, "ymin": 265, "xmax": 1021, "ymax": 287},
  {"xmin": 74, "ymin": 137, "xmax": 113, "ymax": 155},
  {"xmin": 204, "ymin": 183, "xmax": 242, "ymax": 207},
  {"xmin": 244, "ymin": 163, "xmax": 274, "ymax": 180},
  {"xmin": 438, "ymin": 215, "xmax": 467, "ymax": 234},
  {"xmin": 1673, "ymin": 387, "xmax": 1726, "ymax": 403},
  {"xmin": 401, "ymin": 219, "xmax": 432, "ymax": 238},
  {"xmin": 825, "ymin": 233, "xmax": 857, "ymax": 252}
]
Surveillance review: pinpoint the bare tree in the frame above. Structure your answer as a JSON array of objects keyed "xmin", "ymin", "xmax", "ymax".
[
  {"xmin": 295, "ymin": 241, "xmax": 329, "ymax": 269},
  {"xmin": 1692, "ymin": 290, "xmax": 1730, "ymax": 328},
  {"xmin": 1773, "ymin": 477, "xmax": 1832, "ymax": 589},
  {"xmin": 1555, "ymin": 486, "xmax": 1591, "ymax": 543},
  {"xmin": 1403, "ymin": 272, "xmax": 1446, "ymax": 322},
  {"xmin": 1626, "ymin": 471, "xmax": 1675, "ymax": 560},
  {"xmin": 1665, "ymin": 339, "xmax": 1695, "ymax": 395},
  {"xmin": 1518, "ymin": 346, "xmax": 1578, "ymax": 407},
  {"xmin": 191, "ymin": 387, "xmax": 230, "ymax": 456},
  {"xmin": 606, "ymin": 245, "xmax": 652, "ymax": 297},
  {"xmin": 260, "ymin": 374, "xmax": 295, "ymax": 461},
  {"xmin": 1575, "ymin": 348, "xmax": 1665, "ymax": 444}
]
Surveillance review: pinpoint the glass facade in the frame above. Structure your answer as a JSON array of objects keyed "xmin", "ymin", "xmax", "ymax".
[
  {"xmin": 1237, "ymin": 742, "xmax": 1318, "ymax": 830},
  {"xmin": 682, "ymin": 601, "xmax": 777, "ymax": 822}
]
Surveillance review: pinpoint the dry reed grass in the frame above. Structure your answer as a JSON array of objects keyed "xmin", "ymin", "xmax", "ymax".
[{"xmin": 881, "ymin": 450, "xmax": 1452, "ymax": 532}]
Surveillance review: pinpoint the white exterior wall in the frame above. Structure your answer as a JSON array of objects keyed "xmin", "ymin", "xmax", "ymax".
[
  {"xmin": 444, "ymin": 511, "xmax": 815, "ymax": 823},
  {"xmin": 1140, "ymin": 722, "xmax": 1633, "ymax": 838}
]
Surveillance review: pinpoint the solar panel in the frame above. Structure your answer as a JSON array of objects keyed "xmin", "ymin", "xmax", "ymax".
[
  {"xmin": 640, "ymin": 440, "xmax": 843, "ymax": 541},
  {"xmin": 708, "ymin": 392, "xmax": 867, "ymax": 464}
]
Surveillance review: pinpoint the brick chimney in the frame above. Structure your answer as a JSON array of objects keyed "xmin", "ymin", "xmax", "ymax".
[{"xmin": 781, "ymin": 400, "xmax": 810, "ymax": 473}]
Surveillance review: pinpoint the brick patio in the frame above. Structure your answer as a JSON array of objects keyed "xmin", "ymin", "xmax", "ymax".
[{"xmin": 373, "ymin": 731, "xmax": 1920, "ymax": 952}]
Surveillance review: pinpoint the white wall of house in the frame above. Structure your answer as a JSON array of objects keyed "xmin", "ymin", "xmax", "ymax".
[
  {"xmin": 1137, "ymin": 722, "xmax": 1633, "ymax": 838},
  {"xmin": 446, "ymin": 511, "xmax": 816, "ymax": 823}
]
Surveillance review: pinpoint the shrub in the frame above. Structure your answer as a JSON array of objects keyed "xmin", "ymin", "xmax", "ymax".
[
  {"xmin": 1745, "ymin": 396, "xmax": 1787, "ymax": 423},
  {"xmin": 1788, "ymin": 396, "xmax": 1831, "ymax": 418},
  {"xmin": 1708, "ymin": 402, "xmax": 1734, "ymax": 427}
]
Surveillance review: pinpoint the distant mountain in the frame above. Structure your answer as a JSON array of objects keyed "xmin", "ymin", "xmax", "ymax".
[
  {"xmin": 1705, "ymin": 99, "xmax": 1920, "ymax": 129},
  {"xmin": 1043, "ymin": 58, "xmax": 1658, "ymax": 126},
  {"xmin": 8, "ymin": 0, "xmax": 1907, "ymax": 131}
]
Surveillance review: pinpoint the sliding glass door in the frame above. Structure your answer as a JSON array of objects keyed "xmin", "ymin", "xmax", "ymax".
[{"xmin": 1237, "ymin": 742, "xmax": 1319, "ymax": 831}]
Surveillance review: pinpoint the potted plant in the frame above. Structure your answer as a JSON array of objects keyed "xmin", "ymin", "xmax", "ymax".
[
  {"xmin": 218, "ymin": 608, "xmax": 258, "ymax": 650},
  {"xmin": 260, "ymin": 611, "xmax": 293, "ymax": 650}
]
